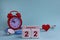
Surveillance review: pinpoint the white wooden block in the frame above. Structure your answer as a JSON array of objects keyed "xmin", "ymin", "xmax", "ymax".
[
  {"xmin": 22, "ymin": 28, "xmax": 31, "ymax": 38},
  {"xmin": 31, "ymin": 28, "xmax": 40, "ymax": 38},
  {"xmin": 22, "ymin": 26, "xmax": 40, "ymax": 38}
]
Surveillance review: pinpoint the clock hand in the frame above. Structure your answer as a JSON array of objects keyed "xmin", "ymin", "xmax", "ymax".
[{"xmin": 12, "ymin": 20, "xmax": 15, "ymax": 23}]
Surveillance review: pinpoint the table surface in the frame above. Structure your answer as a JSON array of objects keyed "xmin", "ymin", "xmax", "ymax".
[{"xmin": 0, "ymin": 28, "xmax": 60, "ymax": 40}]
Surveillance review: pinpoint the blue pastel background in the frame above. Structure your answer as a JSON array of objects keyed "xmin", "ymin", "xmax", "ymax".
[{"xmin": 0, "ymin": 0, "xmax": 60, "ymax": 40}]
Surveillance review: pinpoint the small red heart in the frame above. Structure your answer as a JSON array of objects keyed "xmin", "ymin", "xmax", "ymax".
[{"xmin": 42, "ymin": 24, "xmax": 50, "ymax": 31}]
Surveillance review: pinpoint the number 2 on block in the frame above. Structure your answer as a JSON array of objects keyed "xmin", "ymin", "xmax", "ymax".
[
  {"xmin": 25, "ymin": 31, "xmax": 29, "ymax": 37},
  {"xmin": 34, "ymin": 31, "xmax": 37, "ymax": 37}
]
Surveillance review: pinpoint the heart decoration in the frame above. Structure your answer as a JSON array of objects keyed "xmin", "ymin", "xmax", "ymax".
[{"xmin": 42, "ymin": 24, "xmax": 50, "ymax": 31}]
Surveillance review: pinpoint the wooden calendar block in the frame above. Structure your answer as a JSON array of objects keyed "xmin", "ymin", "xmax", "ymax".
[
  {"xmin": 22, "ymin": 28, "xmax": 31, "ymax": 38},
  {"xmin": 22, "ymin": 26, "xmax": 40, "ymax": 38},
  {"xmin": 31, "ymin": 28, "xmax": 40, "ymax": 38}
]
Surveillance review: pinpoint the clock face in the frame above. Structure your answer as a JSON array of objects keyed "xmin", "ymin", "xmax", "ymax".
[{"xmin": 10, "ymin": 17, "xmax": 20, "ymax": 28}]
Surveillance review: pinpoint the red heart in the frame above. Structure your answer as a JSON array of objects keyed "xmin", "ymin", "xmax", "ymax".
[{"xmin": 42, "ymin": 24, "xmax": 50, "ymax": 31}]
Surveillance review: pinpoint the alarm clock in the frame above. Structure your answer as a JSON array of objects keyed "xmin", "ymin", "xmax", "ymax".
[{"xmin": 7, "ymin": 10, "xmax": 22, "ymax": 30}]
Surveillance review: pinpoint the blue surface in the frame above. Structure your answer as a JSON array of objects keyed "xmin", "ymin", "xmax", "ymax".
[
  {"xmin": 0, "ymin": 0, "xmax": 60, "ymax": 40},
  {"xmin": 0, "ymin": 28, "xmax": 60, "ymax": 40}
]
